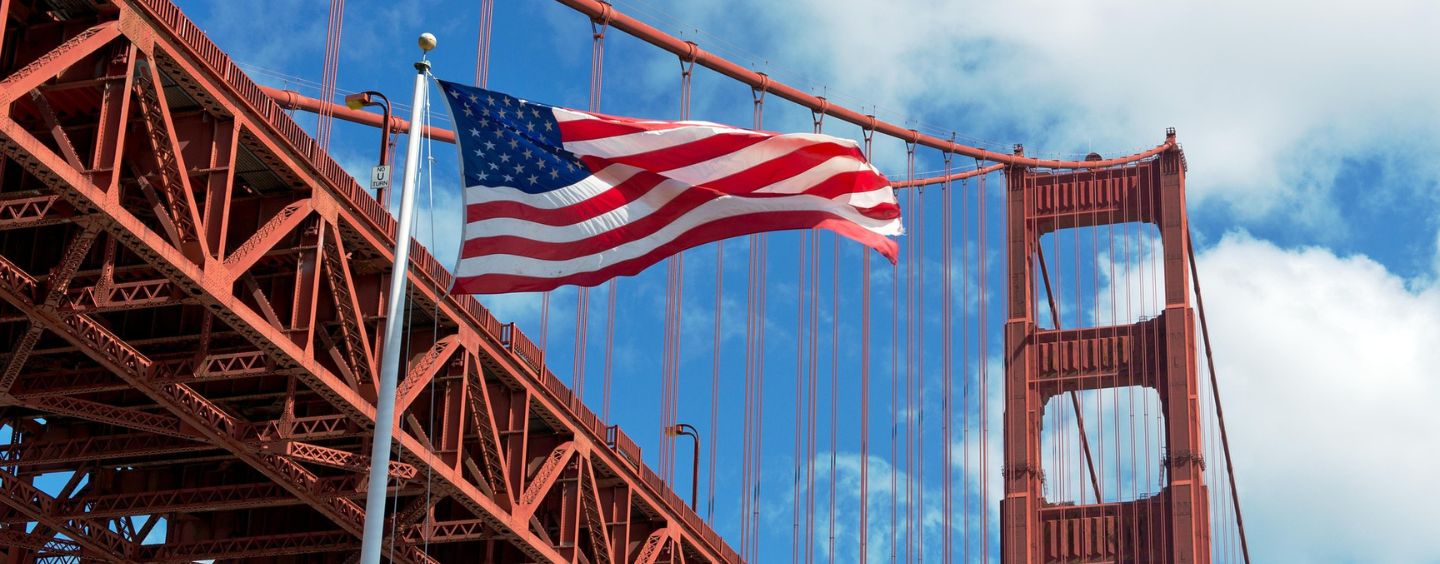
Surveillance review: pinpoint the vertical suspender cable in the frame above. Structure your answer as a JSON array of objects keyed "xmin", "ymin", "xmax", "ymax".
[
  {"xmin": 792, "ymin": 231, "xmax": 808, "ymax": 560},
  {"xmin": 914, "ymin": 132, "xmax": 926, "ymax": 564},
  {"xmin": 1091, "ymin": 168, "xmax": 1107, "ymax": 510},
  {"xmin": 596, "ymin": 2, "xmax": 618, "ymax": 426},
  {"xmin": 603, "ymin": 281, "xmax": 616, "ymax": 420},
  {"xmin": 805, "ymin": 226, "xmax": 820, "ymax": 564},
  {"xmin": 961, "ymin": 174, "xmax": 972, "ymax": 564},
  {"xmin": 1059, "ymin": 207, "xmax": 1071, "ymax": 503},
  {"xmin": 859, "ymin": 125, "xmax": 875, "ymax": 564},
  {"xmin": 710, "ymin": 241, "xmax": 724, "ymax": 528},
  {"xmin": 317, "ymin": 0, "xmax": 343, "ymax": 149},
  {"xmin": 474, "ymin": 0, "xmax": 494, "ymax": 88},
  {"xmin": 1071, "ymin": 187, "xmax": 1084, "ymax": 505},
  {"xmin": 890, "ymin": 143, "xmax": 900, "ymax": 564},
  {"xmin": 743, "ymin": 233, "xmax": 767, "ymax": 558},
  {"xmin": 977, "ymin": 164, "xmax": 990, "ymax": 564},
  {"xmin": 1135, "ymin": 164, "xmax": 1155, "ymax": 559},
  {"xmin": 574, "ymin": 281, "xmax": 590, "ymax": 396},
  {"xmin": 941, "ymin": 149, "xmax": 954, "ymax": 564},
  {"xmin": 751, "ymin": 234, "xmax": 769, "ymax": 561},
  {"xmin": 903, "ymin": 139, "xmax": 917, "ymax": 563},
  {"xmin": 828, "ymin": 227, "xmax": 839, "ymax": 563},
  {"xmin": 575, "ymin": 17, "xmax": 605, "ymax": 400},
  {"xmin": 861, "ymin": 244, "xmax": 873, "ymax": 560},
  {"xmin": 753, "ymin": 86, "xmax": 770, "ymax": 561},
  {"xmin": 740, "ymin": 233, "xmax": 756, "ymax": 553},
  {"xmin": 1121, "ymin": 164, "xmax": 1140, "ymax": 557},
  {"xmin": 1146, "ymin": 164, "xmax": 1157, "ymax": 558},
  {"xmin": 662, "ymin": 51, "xmax": 695, "ymax": 486},
  {"xmin": 805, "ymin": 105, "xmax": 825, "ymax": 564},
  {"xmin": 1107, "ymin": 172, "xmax": 1122, "ymax": 510}
]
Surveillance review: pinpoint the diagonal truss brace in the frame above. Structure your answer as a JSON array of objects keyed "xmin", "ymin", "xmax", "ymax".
[
  {"xmin": 0, "ymin": 466, "xmax": 129, "ymax": 562},
  {"xmin": 278, "ymin": 440, "xmax": 419, "ymax": 481}
]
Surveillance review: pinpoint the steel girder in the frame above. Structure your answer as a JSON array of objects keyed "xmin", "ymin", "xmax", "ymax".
[{"xmin": 0, "ymin": 0, "xmax": 738, "ymax": 562}]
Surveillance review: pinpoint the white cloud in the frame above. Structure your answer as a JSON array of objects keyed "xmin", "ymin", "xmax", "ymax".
[
  {"xmin": 1197, "ymin": 231, "xmax": 1440, "ymax": 562},
  {"xmin": 653, "ymin": 0, "xmax": 1440, "ymax": 229}
]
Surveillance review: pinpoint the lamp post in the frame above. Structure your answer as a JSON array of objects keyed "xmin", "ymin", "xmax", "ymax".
[
  {"xmin": 344, "ymin": 90, "xmax": 394, "ymax": 206},
  {"xmin": 666, "ymin": 423, "xmax": 701, "ymax": 510}
]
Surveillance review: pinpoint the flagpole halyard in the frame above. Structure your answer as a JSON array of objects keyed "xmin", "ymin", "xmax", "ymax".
[{"xmin": 360, "ymin": 32, "xmax": 436, "ymax": 564}]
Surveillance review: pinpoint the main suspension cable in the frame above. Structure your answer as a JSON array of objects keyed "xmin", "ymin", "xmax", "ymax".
[{"xmin": 1188, "ymin": 231, "xmax": 1252, "ymax": 564}]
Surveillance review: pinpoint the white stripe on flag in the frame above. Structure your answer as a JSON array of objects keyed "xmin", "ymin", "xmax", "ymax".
[{"xmin": 457, "ymin": 192, "xmax": 901, "ymax": 278}]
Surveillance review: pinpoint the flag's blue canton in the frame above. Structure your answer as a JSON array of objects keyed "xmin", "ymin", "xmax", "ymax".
[{"xmin": 439, "ymin": 80, "xmax": 590, "ymax": 194}]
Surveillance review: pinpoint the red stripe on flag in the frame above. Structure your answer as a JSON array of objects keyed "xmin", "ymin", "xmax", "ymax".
[{"xmin": 558, "ymin": 115, "xmax": 697, "ymax": 141}]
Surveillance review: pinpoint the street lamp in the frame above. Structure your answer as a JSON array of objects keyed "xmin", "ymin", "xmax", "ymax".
[
  {"xmin": 665, "ymin": 423, "xmax": 700, "ymax": 510},
  {"xmin": 344, "ymin": 90, "xmax": 394, "ymax": 205}
]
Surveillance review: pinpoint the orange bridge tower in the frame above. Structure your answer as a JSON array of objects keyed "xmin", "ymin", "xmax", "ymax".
[{"xmin": 1000, "ymin": 136, "xmax": 1211, "ymax": 563}]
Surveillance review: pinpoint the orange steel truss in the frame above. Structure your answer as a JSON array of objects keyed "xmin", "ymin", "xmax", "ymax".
[
  {"xmin": 1000, "ymin": 142, "xmax": 1211, "ymax": 563},
  {"xmin": 0, "ymin": 0, "xmax": 737, "ymax": 561}
]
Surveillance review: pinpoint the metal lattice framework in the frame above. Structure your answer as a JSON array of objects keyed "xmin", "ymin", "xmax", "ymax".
[{"xmin": 0, "ymin": 0, "xmax": 737, "ymax": 561}]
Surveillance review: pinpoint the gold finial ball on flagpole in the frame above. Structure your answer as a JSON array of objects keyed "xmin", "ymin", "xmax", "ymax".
[{"xmin": 418, "ymin": 33, "xmax": 437, "ymax": 53}]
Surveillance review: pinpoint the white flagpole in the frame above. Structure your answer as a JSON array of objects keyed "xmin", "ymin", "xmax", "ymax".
[{"xmin": 360, "ymin": 32, "xmax": 436, "ymax": 564}]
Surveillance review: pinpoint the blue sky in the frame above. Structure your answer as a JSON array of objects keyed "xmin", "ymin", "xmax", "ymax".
[{"xmin": 23, "ymin": 0, "xmax": 1440, "ymax": 561}]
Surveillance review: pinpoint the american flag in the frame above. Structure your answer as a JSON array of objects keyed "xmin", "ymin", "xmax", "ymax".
[{"xmin": 435, "ymin": 79, "xmax": 902, "ymax": 294}]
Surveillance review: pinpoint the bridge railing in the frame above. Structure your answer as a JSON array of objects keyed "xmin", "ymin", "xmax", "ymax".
[{"xmin": 606, "ymin": 425, "xmax": 642, "ymax": 469}]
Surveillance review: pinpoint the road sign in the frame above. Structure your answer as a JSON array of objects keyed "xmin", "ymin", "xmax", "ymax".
[{"xmin": 370, "ymin": 165, "xmax": 391, "ymax": 196}]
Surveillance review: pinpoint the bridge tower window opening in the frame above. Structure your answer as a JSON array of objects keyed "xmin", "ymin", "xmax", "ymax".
[{"xmin": 1039, "ymin": 386, "xmax": 1165, "ymax": 506}]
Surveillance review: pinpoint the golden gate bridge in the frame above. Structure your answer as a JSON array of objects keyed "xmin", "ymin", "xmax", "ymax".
[{"xmin": 0, "ymin": 0, "xmax": 1247, "ymax": 562}]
